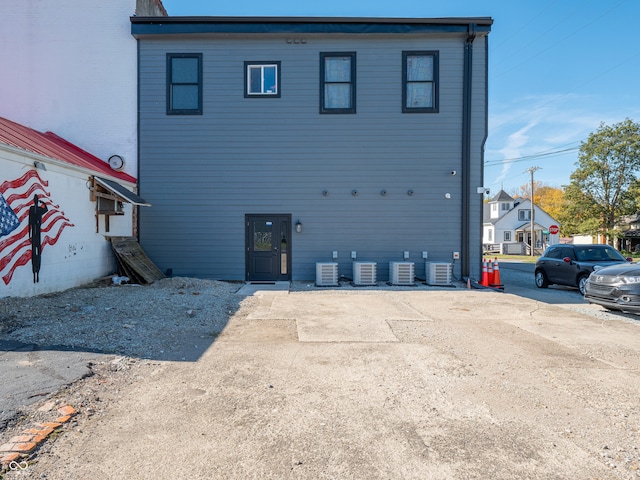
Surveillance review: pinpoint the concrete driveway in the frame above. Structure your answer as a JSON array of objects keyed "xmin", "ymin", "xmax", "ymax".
[{"xmin": 14, "ymin": 284, "xmax": 640, "ymax": 479}]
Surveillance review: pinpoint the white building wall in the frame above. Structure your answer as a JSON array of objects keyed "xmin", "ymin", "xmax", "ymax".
[
  {"xmin": 0, "ymin": 0, "xmax": 138, "ymax": 178},
  {"xmin": 1, "ymin": 148, "xmax": 133, "ymax": 298}
]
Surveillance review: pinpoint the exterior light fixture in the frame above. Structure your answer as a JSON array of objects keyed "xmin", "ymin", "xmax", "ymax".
[
  {"xmin": 295, "ymin": 220, "xmax": 302, "ymax": 233},
  {"xmin": 33, "ymin": 161, "xmax": 47, "ymax": 171}
]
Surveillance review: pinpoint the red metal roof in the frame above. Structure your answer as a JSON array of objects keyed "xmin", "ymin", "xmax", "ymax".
[{"xmin": 0, "ymin": 116, "xmax": 137, "ymax": 184}]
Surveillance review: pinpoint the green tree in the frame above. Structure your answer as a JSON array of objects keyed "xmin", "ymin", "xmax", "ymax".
[{"xmin": 560, "ymin": 118, "xmax": 640, "ymax": 244}]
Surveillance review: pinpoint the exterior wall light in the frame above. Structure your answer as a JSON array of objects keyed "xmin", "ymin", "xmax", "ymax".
[{"xmin": 295, "ymin": 220, "xmax": 303, "ymax": 233}]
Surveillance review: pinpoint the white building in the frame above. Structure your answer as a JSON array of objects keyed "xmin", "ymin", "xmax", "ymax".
[
  {"xmin": 0, "ymin": 0, "xmax": 164, "ymax": 297},
  {"xmin": 0, "ymin": 117, "xmax": 148, "ymax": 298},
  {"xmin": 483, "ymin": 190, "xmax": 560, "ymax": 255},
  {"xmin": 0, "ymin": 0, "xmax": 167, "ymax": 178}
]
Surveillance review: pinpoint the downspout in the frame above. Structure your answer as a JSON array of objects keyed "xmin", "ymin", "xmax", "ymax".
[
  {"xmin": 461, "ymin": 24, "xmax": 476, "ymax": 278},
  {"xmin": 135, "ymin": 38, "xmax": 141, "ymax": 241}
]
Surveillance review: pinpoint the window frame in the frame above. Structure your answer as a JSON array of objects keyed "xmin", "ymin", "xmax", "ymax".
[
  {"xmin": 244, "ymin": 61, "xmax": 281, "ymax": 98},
  {"xmin": 402, "ymin": 50, "xmax": 439, "ymax": 113},
  {"xmin": 518, "ymin": 209, "xmax": 531, "ymax": 221},
  {"xmin": 320, "ymin": 52, "xmax": 356, "ymax": 114},
  {"xmin": 166, "ymin": 53, "xmax": 203, "ymax": 115},
  {"xmin": 504, "ymin": 231, "xmax": 511, "ymax": 242}
]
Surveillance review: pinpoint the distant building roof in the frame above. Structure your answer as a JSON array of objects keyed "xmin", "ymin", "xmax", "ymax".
[
  {"xmin": 0, "ymin": 116, "xmax": 136, "ymax": 185},
  {"xmin": 490, "ymin": 190, "xmax": 514, "ymax": 202}
]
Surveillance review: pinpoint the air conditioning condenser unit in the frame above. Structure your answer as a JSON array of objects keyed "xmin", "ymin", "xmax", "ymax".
[
  {"xmin": 316, "ymin": 262, "xmax": 339, "ymax": 287},
  {"xmin": 353, "ymin": 262, "xmax": 377, "ymax": 286},
  {"xmin": 389, "ymin": 262, "xmax": 415, "ymax": 286},
  {"xmin": 425, "ymin": 262, "xmax": 452, "ymax": 286}
]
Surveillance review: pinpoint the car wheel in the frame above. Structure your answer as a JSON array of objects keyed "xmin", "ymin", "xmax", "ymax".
[
  {"xmin": 578, "ymin": 275, "xmax": 589, "ymax": 295},
  {"xmin": 535, "ymin": 269, "xmax": 549, "ymax": 288}
]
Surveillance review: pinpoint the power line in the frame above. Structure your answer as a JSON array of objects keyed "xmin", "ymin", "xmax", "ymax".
[{"xmin": 484, "ymin": 145, "xmax": 580, "ymax": 166}]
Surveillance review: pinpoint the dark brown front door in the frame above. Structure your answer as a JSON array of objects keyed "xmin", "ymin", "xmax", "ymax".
[{"xmin": 246, "ymin": 214, "xmax": 291, "ymax": 282}]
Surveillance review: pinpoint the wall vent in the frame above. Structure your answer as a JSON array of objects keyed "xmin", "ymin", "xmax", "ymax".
[
  {"xmin": 425, "ymin": 262, "xmax": 452, "ymax": 286},
  {"xmin": 316, "ymin": 262, "xmax": 339, "ymax": 287},
  {"xmin": 389, "ymin": 262, "xmax": 415, "ymax": 286},
  {"xmin": 353, "ymin": 262, "xmax": 377, "ymax": 286}
]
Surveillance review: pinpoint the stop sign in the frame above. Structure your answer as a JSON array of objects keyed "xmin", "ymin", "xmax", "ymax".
[{"xmin": 549, "ymin": 225, "xmax": 559, "ymax": 235}]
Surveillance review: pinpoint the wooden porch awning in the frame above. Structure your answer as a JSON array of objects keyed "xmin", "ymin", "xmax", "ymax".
[{"xmin": 94, "ymin": 177, "xmax": 150, "ymax": 206}]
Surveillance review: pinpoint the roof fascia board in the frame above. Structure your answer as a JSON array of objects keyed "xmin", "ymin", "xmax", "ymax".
[
  {"xmin": 131, "ymin": 16, "xmax": 492, "ymax": 37},
  {"xmin": 0, "ymin": 143, "xmax": 137, "ymax": 188}
]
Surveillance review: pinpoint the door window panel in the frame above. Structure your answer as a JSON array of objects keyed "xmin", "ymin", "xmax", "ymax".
[{"xmin": 253, "ymin": 221, "xmax": 273, "ymax": 251}]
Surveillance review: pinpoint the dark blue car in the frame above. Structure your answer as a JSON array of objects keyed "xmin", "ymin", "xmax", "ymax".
[{"xmin": 534, "ymin": 244, "xmax": 631, "ymax": 295}]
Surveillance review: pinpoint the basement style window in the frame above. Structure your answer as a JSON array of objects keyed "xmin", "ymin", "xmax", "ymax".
[
  {"xmin": 245, "ymin": 62, "xmax": 280, "ymax": 97},
  {"xmin": 402, "ymin": 51, "xmax": 438, "ymax": 113},
  {"xmin": 167, "ymin": 53, "xmax": 202, "ymax": 115},
  {"xmin": 320, "ymin": 52, "xmax": 356, "ymax": 114}
]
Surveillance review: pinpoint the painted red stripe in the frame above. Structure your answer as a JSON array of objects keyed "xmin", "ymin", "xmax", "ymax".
[
  {"xmin": 0, "ymin": 170, "xmax": 47, "ymax": 194},
  {"xmin": 4, "ymin": 183, "xmax": 50, "ymax": 206},
  {"xmin": 0, "ymin": 237, "xmax": 30, "ymax": 271},
  {"xmin": 0, "ymin": 224, "xmax": 29, "ymax": 251},
  {"xmin": 2, "ymin": 250, "xmax": 31, "ymax": 285}
]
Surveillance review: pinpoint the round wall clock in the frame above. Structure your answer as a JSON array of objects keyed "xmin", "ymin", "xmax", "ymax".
[{"xmin": 108, "ymin": 155, "xmax": 125, "ymax": 171}]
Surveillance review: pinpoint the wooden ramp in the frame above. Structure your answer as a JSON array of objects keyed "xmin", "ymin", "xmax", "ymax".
[{"xmin": 110, "ymin": 237, "xmax": 165, "ymax": 284}]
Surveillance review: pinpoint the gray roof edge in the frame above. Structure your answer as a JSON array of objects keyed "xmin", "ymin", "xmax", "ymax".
[{"xmin": 130, "ymin": 15, "xmax": 493, "ymax": 25}]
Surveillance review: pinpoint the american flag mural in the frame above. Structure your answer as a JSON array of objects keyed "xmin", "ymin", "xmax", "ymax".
[{"xmin": 0, "ymin": 170, "xmax": 74, "ymax": 285}]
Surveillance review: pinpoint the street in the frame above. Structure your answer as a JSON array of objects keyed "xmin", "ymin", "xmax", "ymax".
[{"xmin": 498, "ymin": 260, "xmax": 640, "ymax": 322}]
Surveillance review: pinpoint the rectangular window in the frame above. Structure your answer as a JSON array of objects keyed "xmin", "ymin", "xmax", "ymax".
[
  {"xmin": 320, "ymin": 52, "xmax": 356, "ymax": 114},
  {"xmin": 167, "ymin": 53, "xmax": 202, "ymax": 115},
  {"xmin": 501, "ymin": 203, "xmax": 510, "ymax": 211},
  {"xmin": 518, "ymin": 209, "xmax": 531, "ymax": 221},
  {"xmin": 402, "ymin": 51, "xmax": 438, "ymax": 113},
  {"xmin": 504, "ymin": 231, "xmax": 511, "ymax": 241},
  {"xmin": 245, "ymin": 62, "xmax": 281, "ymax": 97}
]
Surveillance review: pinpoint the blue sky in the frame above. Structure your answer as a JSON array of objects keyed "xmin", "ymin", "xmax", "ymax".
[{"xmin": 161, "ymin": 0, "xmax": 640, "ymax": 196}]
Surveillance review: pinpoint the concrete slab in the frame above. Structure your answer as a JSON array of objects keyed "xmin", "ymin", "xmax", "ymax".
[
  {"xmin": 247, "ymin": 291, "xmax": 427, "ymax": 342},
  {"xmin": 235, "ymin": 281, "xmax": 290, "ymax": 296}
]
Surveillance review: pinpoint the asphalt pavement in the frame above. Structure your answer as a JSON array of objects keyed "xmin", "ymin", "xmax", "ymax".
[{"xmin": 0, "ymin": 339, "xmax": 106, "ymax": 429}]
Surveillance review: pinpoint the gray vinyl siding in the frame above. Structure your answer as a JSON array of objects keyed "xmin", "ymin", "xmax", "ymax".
[{"xmin": 137, "ymin": 32, "xmax": 487, "ymax": 281}]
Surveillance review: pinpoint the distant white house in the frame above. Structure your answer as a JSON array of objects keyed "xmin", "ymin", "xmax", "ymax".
[{"xmin": 483, "ymin": 190, "xmax": 560, "ymax": 254}]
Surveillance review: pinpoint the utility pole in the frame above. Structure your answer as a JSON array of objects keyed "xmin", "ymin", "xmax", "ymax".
[{"xmin": 526, "ymin": 166, "xmax": 541, "ymax": 256}]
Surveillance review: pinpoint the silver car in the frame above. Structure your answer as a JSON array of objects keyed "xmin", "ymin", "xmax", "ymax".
[{"xmin": 584, "ymin": 263, "xmax": 640, "ymax": 313}]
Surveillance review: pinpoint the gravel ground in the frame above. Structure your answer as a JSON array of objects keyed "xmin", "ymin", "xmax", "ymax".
[{"xmin": 0, "ymin": 277, "xmax": 243, "ymax": 362}]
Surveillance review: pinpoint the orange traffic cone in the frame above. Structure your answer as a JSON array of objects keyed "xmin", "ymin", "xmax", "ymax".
[
  {"xmin": 480, "ymin": 259, "xmax": 489, "ymax": 286},
  {"xmin": 491, "ymin": 257, "xmax": 503, "ymax": 289},
  {"xmin": 487, "ymin": 260, "xmax": 494, "ymax": 286}
]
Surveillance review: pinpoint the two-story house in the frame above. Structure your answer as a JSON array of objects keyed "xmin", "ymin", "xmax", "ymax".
[
  {"xmin": 131, "ymin": 15, "xmax": 492, "ymax": 282},
  {"xmin": 483, "ymin": 190, "xmax": 560, "ymax": 255}
]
